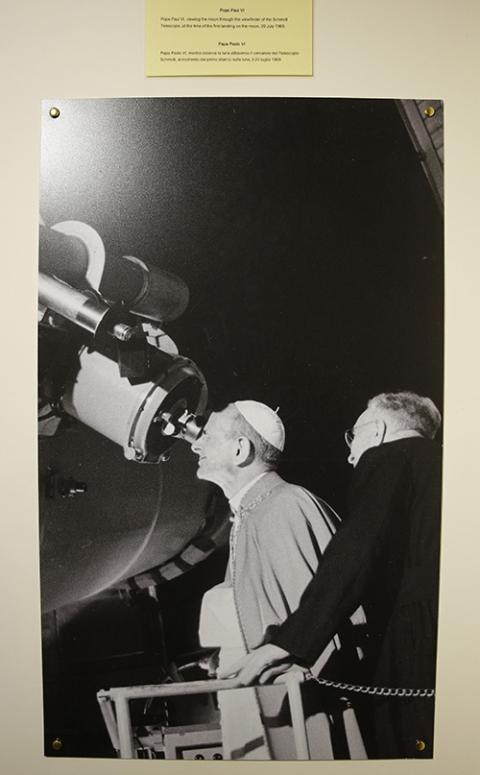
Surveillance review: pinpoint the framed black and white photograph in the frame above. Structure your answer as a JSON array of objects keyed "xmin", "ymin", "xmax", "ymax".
[{"xmin": 38, "ymin": 96, "xmax": 443, "ymax": 760}]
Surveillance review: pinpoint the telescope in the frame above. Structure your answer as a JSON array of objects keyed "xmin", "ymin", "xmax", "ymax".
[{"xmin": 39, "ymin": 219, "xmax": 207, "ymax": 462}]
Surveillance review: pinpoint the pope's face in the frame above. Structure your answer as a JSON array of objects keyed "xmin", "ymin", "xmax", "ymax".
[
  {"xmin": 191, "ymin": 408, "xmax": 237, "ymax": 485},
  {"xmin": 347, "ymin": 408, "xmax": 384, "ymax": 467}
]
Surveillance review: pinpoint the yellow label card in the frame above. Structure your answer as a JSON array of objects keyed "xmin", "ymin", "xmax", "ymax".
[{"xmin": 146, "ymin": 0, "xmax": 312, "ymax": 76}]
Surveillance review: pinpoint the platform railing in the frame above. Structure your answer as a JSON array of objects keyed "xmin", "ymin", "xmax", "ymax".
[{"xmin": 97, "ymin": 672, "xmax": 310, "ymax": 759}]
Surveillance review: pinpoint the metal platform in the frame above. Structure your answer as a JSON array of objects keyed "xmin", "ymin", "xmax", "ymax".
[{"xmin": 97, "ymin": 673, "xmax": 311, "ymax": 759}]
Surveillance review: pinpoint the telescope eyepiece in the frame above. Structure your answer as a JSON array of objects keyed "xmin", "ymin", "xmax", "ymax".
[{"xmin": 156, "ymin": 409, "xmax": 205, "ymax": 445}]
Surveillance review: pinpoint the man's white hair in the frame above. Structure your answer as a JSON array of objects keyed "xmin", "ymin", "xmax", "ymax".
[{"xmin": 368, "ymin": 391, "xmax": 441, "ymax": 439}]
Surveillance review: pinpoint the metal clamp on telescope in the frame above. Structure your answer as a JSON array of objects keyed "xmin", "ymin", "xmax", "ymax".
[
  {"xmin": 38, "ymin": 219, "xmax": 207, "ymax": 463},
  {"xmin": 39, "ymin": 272, "xmax": 137, "ymax": 345}
]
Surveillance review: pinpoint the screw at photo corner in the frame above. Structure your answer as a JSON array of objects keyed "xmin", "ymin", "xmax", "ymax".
[
  {"xmin": 49, "ymin": 107, "xmax": 61, "ymax": 119},
  {"xmin": 51, "ymin": 738, "xmax": 62, "ymax": 751},
  {"xmin": 415, "ymin": 739, "xmax": 426, "ymax": 751},
  {"xmin": 424, "ymin": 106, "xmax": 435, "ymax": 118}
]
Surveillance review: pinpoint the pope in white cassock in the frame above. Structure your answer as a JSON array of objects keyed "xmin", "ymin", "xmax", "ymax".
[{"xmin": 193, "ymin": 400, "xmax": 366, "ymax": 760}]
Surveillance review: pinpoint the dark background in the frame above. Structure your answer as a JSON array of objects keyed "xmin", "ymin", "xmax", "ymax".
[{"xmin": 39, "ymin": 97, "xmax": 443, "ymax": 756}]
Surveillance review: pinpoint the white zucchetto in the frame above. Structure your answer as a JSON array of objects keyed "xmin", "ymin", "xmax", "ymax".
[{"xmin": 234, "ymin": 400, "xmax": 285, "ymax": 451}]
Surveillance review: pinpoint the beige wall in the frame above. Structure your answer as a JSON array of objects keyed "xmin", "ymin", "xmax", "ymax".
[{"xmin": 1, "ymin": 1, "xmax": 479, "ymax": 773}]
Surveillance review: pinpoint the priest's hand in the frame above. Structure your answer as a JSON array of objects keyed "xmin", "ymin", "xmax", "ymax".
[{"xmin": 218, "ymin": 643, "xmax": 291, "ymax": 686}]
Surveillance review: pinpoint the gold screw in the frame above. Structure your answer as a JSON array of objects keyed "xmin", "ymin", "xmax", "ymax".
[
  {"xmin": 52, "ymin": 738, "xmax": 63, "ymax": 751},
  {"xmin": 49, "ymin": 107, "xmax": 61, "ymax": 119},
  {"xmin": 424, "ymin": 106, "xmax": 435, "ymax": 118},
  {"xmin": 415, "ymin": 739, "xmax": 426, "ymax": 752}
]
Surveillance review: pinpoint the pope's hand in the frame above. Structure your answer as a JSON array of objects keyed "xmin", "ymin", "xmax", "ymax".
[{"xmin": 217, "ymin": 643, "xmax": 291, "ymax": 686}]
